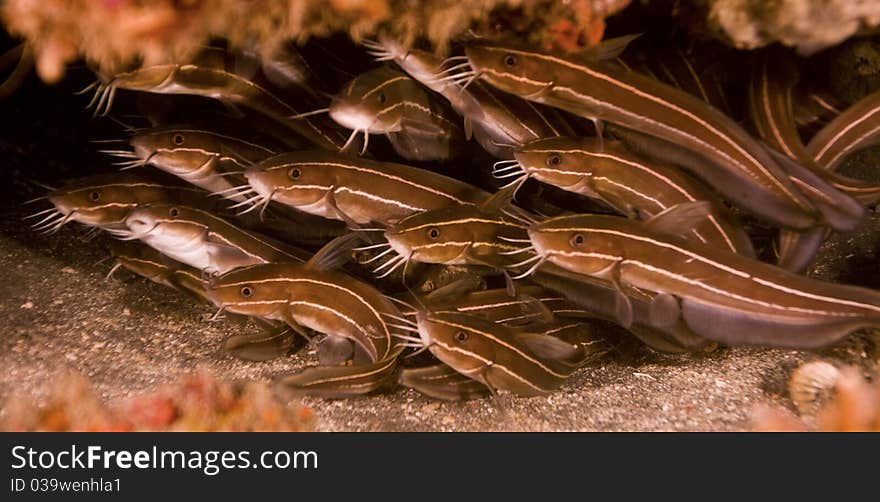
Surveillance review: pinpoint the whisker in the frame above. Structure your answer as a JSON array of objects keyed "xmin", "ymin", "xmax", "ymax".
[
  {"xmin": 288, "ymin": 108, "xmax": 330, "ymax": 120},
  {"xmin": 459, "ymin": 73, "xmax": 479, "ymax": 92},
  {"xmin": 30, "ymin": 212, "xmax": 64, "ymax": 229},
  {"xmin": 74, "ymin": 80, "xmax": 99, "ymax": 96},
  {"xmin": 22, "ymin": 195, "xmax": 49, "ymax": 205},
  {"xmin": 339, "ymin": 128, "xmax": 361, "ymax": 153},
  {"xmin": 498, "ymin": 236, "xmax": 532, "ymax": 243},
  {"xmin": 442, "ymin": 55, "xmax": 469, "ymax": 64},
  {"xmin": 228, "ymin": 194, "xmax": 264, "ymax": 210},
  {"xmin": 396, "ymin": 342, "xmax": 425, "ymax": 348},
  {"xmin": 493, "ymin": 170, "xmax": 524, "ymax": 179},
  {"xmin": 499, "ymin": 246, "xmax": 535, "ymax": 256},
  {"xmin": 403, "ymin": 345, "xmax": 431, "ymax": 358},
  {"xmin": 385, "ymin": 295, "xmax": 417, "ymax": 311},
  {"xmin": 386, "ymin": 324, "xmax": 420, "ymax": 333},
  {"xmin": 360, "ymin": 130, "xmax": 369, "ymax": 156},
  {"xmin": 209, "ymin": 307, "xmax": 226, "ymax": 322},
  {"xmin": 508, "ymin": 253, "xmax": 543, "ymax": 269},
  {"xmin": 391, "ymin": 333, "xmax": 423, "ymax": 343},
  {"xmin": 511, "ymin": 256, "xmax": 546, "ymax": 279},
  {"xmin": 373, "ymin": 254, "xmax": 404, "ymax": 273},
  {"xmin": 98, "ymin": 149, "xmax": 139, "ymax": 157},
  {"xmin": 360, "ymin": 247, "xmax": 396, "ymax": 264},
  {"xmin": 92, "ymin": 84, "xmax": 111, "ymax": 117},
  {"xmin": 354, "ymin": 242, "xmax": 391, "ymax": 251},
  {"xmin": 492, "ymin": 166, "xmax": 522, "ymax": 175},
  {"xmin": 84, "ymin": 83, "xmax": 105, "ymax": 109},
  {"xmin": 501, "ymin": 175, "xmax": 528, "ymax": 189},
  {"xmin": 349, "ymin": 227, "xmax": 386, "ymax": 232},
  {"xmin": 105, "ymin": 262, "xmax": 123, "ymax": 280},
  {"xmin": 382, "ymin": 313, "xmax": 417, "ymax": 326},
  {"xmin": 236, "ymin": 195, "xmax": 269, "ymax": 215},
  {"xmin": 90, "ymin": 138, "xmax": 128, "ymax": 144},
  {"xmin": 98, "ymin": 84, "xmax": 117, "ymax": 116},
  {"xmin": 492, "ymin": 159, "xmax": 519, "ymax": 168},
  {"xmin": 211, "ymin": 185, "xmax": 254, "ymax": 197},
  {"xmin": 23, "ymin": 207, "xmax": 58, "ymax": 220},
  {"xmin": 376, "ymin": 256, "xmax": 407, "ymax": 278}
]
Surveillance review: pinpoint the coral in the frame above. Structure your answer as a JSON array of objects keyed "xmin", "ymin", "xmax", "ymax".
[
  {"xmin": 0, "ymin": 370, "xmax": 316, "ymax": 432},
  {"xmin": 705, "ymin": 0, "xmax": 880, "ymax": 55},
  {"xmin": 0, "ymin": 0, "xmax": 628, "ymax": 84},
  {"xmin": 752, "ymin": 364, "xmax": 880, "ymax": 432}
]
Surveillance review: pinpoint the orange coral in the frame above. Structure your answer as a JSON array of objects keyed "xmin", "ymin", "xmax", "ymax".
[
  {"xmin": 1, "ymin": 370, "xmax": 316, "ymax": 432},
  {"xmin": 752, "ymin": 367, "xmax": 880, "ymax": 432}
]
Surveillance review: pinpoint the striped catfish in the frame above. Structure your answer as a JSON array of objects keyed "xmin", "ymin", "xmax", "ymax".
[
  {"xmin": 243, "ymin": 149, "xmax": 489, "ymax": 225},
  {"xmin": 108, "ymin": 240, "xmax": 299, "ymax": 361},
  {"xmin": 619, "ymin": 44, "xmax": 734, "ymax": 117},
  {"xmin": 525, "ymin": 207, "xmax": 880, "ymax": 348},
  {"xmin": 746, "ymin": 49, "xmax": 878, "ymax": 271},
  {"xmin": 118, "ymin": 203, "xmax": 308, "ymax": 276},
  {"xmin": 364, "ymin": 38, "xmax": 574, "ymax": 158},
  {"xmin": 108, "ymin": 125, "xmax": 281, "ymax": 201},
  {"xmin": 414, "ymin": 310, "xmax": 587, "ymax": 396},
  {"xmin": 207, "ymin": 257, "xmax": 408, "ymax": 396},
  {"xmin": 793, "ymin": 85, "xmax": 842, "ymax": 136},
  {"xmin": 328, "ymin": 65, "xmax": 466, "ymax": 160},
  {"xmin": 462, "ymin": 42, "xmax": 847, "ymax": 231},
  {"xmin": 530, "ymin": 263, "xmax": 710, "ymax": 353},
  {"xmin": 400, "ymin": 318, "xmax": 607, "ymax": 401},
  {"xmin": 512, "ymin": 136, "xmax": 755, "ymax": 256},
  {"xmin": 807, "ymin": 88, "xmax": 880, "ymax": 172},
  {"xmin": 382, "ymin": 200, "xmax": 530, "ymax": 270},
  {"xmin": 398, "ymin": 363, "xmax": 491, "ymax": 401},
  {"xmin": 87, "ymin": 47, "xmax": 346, "ymax": 150},
  {"xmin": 397, "ymin": 285, "xmax": 592, "ymax": 325},
  {"xmin": 35, "ymin": 173, "xmax": 219, "ymax": 233}
]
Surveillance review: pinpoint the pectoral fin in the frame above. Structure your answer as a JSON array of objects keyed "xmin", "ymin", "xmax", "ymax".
[
  {"xmin": 399, "ymin": 364, "xmax": 490, "ymax": 401},
  {"xmin": 223, "ymin": 326, "xmax": 301, "ymax": 361},
  {"xmin": 648, "ymin": 292, "xmax": 681, "ymax": 328},
  {"xmin": 276, "ymin": 347, "xmax": 402, "ymax": 398}
]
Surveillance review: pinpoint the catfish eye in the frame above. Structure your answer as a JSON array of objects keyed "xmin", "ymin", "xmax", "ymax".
[
  {"xmin": 378, "ymin": 93, "xmax": 387, "ymax": 104},
  {"xmin": 455, "ymin": 331, "xmax": 468, "ymax": 343},
  {"xmin": 288, "ymin": 168, "xmax": 301, "ymax": 180},
  {"xmin": 240, "ymin": 286, "xmax": 254, "ymax": 297},
  {"xmin": 173, "ymin": 134, "xmax": 184, "ymax": 145},
  {"xmin": 89, "ymin": 191, "xmax": 100, "ymax": 201},
  {"xmin": 168, "ymin": 207, "xmax": 180, "ymax": 218},
  {"xmin": 427, "ymin": 227, "xmax": 440, "ymax": 240},
  {"xmin": 570, "ymin": 233, "xmax": 585, "ymax": 247},
  {"xmin": 546, "ymin": 154, "xmax": 562, "ymax": 166},
  {"xmin": 503, "ymin": 54, "xmax": 517, "ymax": 67}
]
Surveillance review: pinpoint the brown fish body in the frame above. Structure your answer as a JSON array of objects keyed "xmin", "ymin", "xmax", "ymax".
[
  {"xmin": 127, "ymin": 126, "xmax": 279, "ymax": 201},
  {"xmin": 122, "ymin": 204, "xmax": 306, "ymax": 276},
  {"xmin": 529, "ymin": 213, "xmax": 880, "ymax": 348},
  {"xmin": 372, "ymin": 39, "xmax": 572, "ymax": 157},
  {"xmin": 417, "ymin": 311, "xmax": 583, "ymax": 396},
  {"xmin": 329, "ymin": 66, "xmax": 465, "ymax": 161},
  {"xmin": 464, "ymin": 44, "xmax": 827, "ymax": 231},
  {"xmin": 807, "ymin": 88, "xmax": 880, "ymax": 172},
  {"xmin": 207, "ymin": 262, "xmax": 400, "ymax": 362},
  {"xmin": 384, "ymin": 203, "xmax": 529, "ymax": 268},
  {"xmin": 514, "ymin": 136, "xmax": 755, "ymax": 256},
  {"xmin": 245, "ymin": 150, "xmax": 489, "ymax": 225},
  {"xmin": 98, "ymin": 48, "xmax": 345, "ymax": 150},
  {"xmin": 45, "ymin": 174, "xmax": 216, "ymax": 230}
]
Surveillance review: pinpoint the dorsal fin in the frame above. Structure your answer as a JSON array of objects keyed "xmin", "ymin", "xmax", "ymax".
[
  {"xmin": 644, "ymin": 201, "xmax": 712, "ymax": 238},
  {"xmin": 514, "ymin": 331, "xmax": 583, "ymax": 361},
  {"xmin": 424, "ymin": 276, "xmax": 484, "ymax": 305},
  {"xmin": 573, "ymin": 34, "xmax": 642, "ymax": 62},
  {"xmin": 305, "ymin": 232, "xmax": 363, "ymax": 272}
]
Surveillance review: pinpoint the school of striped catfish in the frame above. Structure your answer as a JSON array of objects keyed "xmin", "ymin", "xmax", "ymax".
[{"xmin": 26, "ymin": 32, "xmax": 880, "ymax": 400}]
